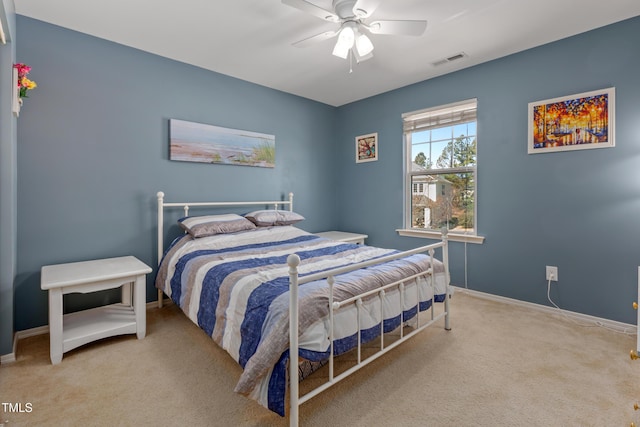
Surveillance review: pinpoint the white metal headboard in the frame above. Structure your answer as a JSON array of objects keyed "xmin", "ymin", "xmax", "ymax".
[{"xmin": 155, "ymin": 191, "xmax": 294, "ymax": 305}]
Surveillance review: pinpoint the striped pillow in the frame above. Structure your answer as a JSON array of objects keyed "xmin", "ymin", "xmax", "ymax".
[
  {"xmin": 178, "ymin": 214, "xmax": 256, "ymax": 238},
  {"xmin": 244, "ymin": 210, "xmax": 305, "ymax": 227}
]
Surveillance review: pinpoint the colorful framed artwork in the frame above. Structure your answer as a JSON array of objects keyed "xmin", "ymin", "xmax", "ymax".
[
  {"xmin": 355, "ymin": 132, "xmax": 378, "ymax": 163},
  {"xmin": 528, "ymin": 87, "xmax": 614, "ymax": 154},
  {"xmin": 170, "ymin": 119, "xmax": 275, "ymax": 168}
]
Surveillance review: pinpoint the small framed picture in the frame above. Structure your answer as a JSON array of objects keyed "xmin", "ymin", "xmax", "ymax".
[
  {"xmin": 528, "ymin": 87, "xmax": 614, "ymax": 154},
  {"xmin": 355, "ymin": 133, "xmax": 378, "ymax": 163}
]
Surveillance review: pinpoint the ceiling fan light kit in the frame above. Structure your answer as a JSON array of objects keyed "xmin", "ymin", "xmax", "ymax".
[
  {"xmin": 355, "ymin": 33, "xmax": 374, "ymax": 56},
  {"xmin": 332, "ymin": 24, "xmax": 355, "ymax": 58},
  {"xmin": 331, "ymin": 22, "xmax": 374, "ymax": 59},
  {"xmin": 283, "ymin": 0, "xmax": 427, "ymax": 68}
]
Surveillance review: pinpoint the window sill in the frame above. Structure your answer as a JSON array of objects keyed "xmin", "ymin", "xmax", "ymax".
[{"xmin": 396, "ymin": 229, "xmax": 485, "ymax": 244}]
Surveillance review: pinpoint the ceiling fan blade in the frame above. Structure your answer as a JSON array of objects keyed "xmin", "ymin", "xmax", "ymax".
[
  {"xmin": 367, "ymin": 20, "xmax": 427, "ymax": 36},
  {"xmin": 281, "ymin": 0, "xmax": 339, "ymax": 22},
  {"xmin": 292, "ymin": 30, "xmax": 339, "ymax": 48},
  {"xmin": 352, "ymin": 0, "xmax": 382, "ymax": 19}
]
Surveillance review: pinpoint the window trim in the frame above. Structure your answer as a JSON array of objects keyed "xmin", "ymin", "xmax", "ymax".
[
  {"xmin": 401, "ymin": 99, "xmax": 482, "ymax": 242},
  {"xmin": 396, "ymin": 228, "xmax": 485, "ymax": 244}
]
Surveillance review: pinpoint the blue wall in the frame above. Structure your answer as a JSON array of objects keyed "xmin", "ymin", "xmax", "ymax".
[
  {"xmin": 9, "ymin": 15, "xmax": 640, "ymax": 337},
  {"xmin": 14, "ymin": 16, "xmax": 338, "ymax": 331},
  {"xmin": 335, "ymin": 16, "xmax": 640, "ymax": 324}
]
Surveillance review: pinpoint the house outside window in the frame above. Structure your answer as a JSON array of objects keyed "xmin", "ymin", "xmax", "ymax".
[{"xmin": 402, "ymin": 99, "xmax": 477, "ymax": 236}]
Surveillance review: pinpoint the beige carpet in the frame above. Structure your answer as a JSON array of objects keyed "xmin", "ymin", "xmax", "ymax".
[{"xmin": 1, "ymin": 291, "xmax": 638, "ymax": 426}]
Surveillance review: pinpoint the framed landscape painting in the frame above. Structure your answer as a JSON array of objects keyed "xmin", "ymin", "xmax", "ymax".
[
  {"xmin": 170, "ymin": 119, "xmax": 275, "ymax": 168},
  {"xmin": 528, "ymin": 87, "xmax": 614, "ymax": 154}
]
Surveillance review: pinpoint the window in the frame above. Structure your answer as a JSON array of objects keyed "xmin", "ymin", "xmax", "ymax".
[{"xmin": 402, "ymin": 99, "xmax": 477, "ymax": 237}]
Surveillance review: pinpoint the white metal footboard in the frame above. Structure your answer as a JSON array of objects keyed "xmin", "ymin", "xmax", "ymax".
[{"xmin": 287, "ymin": 234, "xmax": 450, "ymax": 427}]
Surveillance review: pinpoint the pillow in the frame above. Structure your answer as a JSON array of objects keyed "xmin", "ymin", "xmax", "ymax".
[
  {"xmin": 244, "ymin": 210, "xmax": 305, "ymax": 227},
  {"xmin": 178, "ymin": 214, "xmax": 256, "ymax": 238}
]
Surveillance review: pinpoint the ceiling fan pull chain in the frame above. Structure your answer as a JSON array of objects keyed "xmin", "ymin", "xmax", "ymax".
[{"xmin": 349, "ymin": 49, "xmax": 353, "ymax": 73}]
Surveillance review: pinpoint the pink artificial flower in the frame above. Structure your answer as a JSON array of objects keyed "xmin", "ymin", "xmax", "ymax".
[{"xmin": 13, "ymin": 63, "xmax": 32, "ymax": 78}]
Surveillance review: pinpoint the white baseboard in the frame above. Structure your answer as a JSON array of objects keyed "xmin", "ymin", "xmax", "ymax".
[
  {"xmin": 14, "ymin": 324, "xmax": 49, "ymax": 340},
  {"xmin": 0, "ymin": 299, "xmax": 171, "ymax": 364},
  {"xmin": 453, "ymin": 286, "xmax": 636, "ymax": 334},
  {"xmin": 5, "ymin": 290, "xmax": 632, "ymax": 363}
]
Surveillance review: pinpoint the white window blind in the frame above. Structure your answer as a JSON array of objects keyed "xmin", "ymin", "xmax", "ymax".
[{"xmin": 402, "ymin": 99, "xmax": 477, "ymax": 132}]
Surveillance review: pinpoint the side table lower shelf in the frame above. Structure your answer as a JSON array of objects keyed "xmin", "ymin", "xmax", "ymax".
[{"xmin": 62, "ymin": 303, "xmax": 139, "ymax": 354}]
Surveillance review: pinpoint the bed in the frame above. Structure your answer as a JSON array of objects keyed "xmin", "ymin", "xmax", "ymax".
[{"xmin": 155, "ymin": 191, "xmax": 451, "ymax": 427}]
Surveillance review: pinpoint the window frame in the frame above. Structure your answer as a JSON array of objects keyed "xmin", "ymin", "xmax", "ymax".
[{"xmin": 399, "ymin": 99, "xmax": 484, "ymax": 244}]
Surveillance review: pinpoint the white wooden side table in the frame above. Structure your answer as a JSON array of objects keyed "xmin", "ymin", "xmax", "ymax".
[
  {"xmin": 316, "ymin": 231, "xmax": 368, "ymax": 245},
  {"xmin": 40, "ymin": 256, "xmax": 152, "ymax": 365}
]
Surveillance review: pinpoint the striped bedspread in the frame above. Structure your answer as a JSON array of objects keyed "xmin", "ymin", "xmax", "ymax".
[{"xmin": 155, "ymin": 226, "xmax": 447, "ymax": 416}]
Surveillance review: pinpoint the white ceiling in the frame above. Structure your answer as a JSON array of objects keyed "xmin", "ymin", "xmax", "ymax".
[{"xmin": 14, "ymin": 0, "xmax": 640, "ymax": 107}]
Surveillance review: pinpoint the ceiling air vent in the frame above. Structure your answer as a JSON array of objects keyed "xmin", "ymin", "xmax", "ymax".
[{"xmin": 432, "ymin": 52, "xmax": 467, "ymax": 67}]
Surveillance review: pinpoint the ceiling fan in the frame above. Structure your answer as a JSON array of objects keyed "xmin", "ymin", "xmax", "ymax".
[{"xmin": 282, "ymin": 0, "xmax": 427, "ymax": 63}]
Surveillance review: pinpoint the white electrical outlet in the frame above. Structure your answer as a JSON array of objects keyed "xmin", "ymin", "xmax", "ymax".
[{"xmin": 546, "ymin": 266, "xmax": 558, "ymax": 281}]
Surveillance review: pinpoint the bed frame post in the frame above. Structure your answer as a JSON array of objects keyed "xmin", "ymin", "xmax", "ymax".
[
  {"xmin": 157, "ymin": 191, "xmax": 165, "ymax": 308},
  {"xmin": 441, "ymin": 228, "xmax": 451, "ymax": 331},
  {"xmin": 287, "ymin": 254, "xmax": 301, "ymax": 427},
  {"xmin": 288, "ymin": 192, "xmax": 294, "ymax": 212}
]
